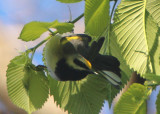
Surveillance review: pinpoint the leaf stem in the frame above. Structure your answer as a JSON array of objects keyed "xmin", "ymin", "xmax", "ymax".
[
  {"xmin": 30, "ymin": 36, "xmax": 51, "ymax": 61},
  {"xmin": 70, "ymin": 13, "xmax": 84, "ymax": 24}
]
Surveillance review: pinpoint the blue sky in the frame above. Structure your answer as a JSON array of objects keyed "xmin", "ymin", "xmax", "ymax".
[{"xmin": 0, "ymin": 0, "xmax": 85, "ymax": 24}]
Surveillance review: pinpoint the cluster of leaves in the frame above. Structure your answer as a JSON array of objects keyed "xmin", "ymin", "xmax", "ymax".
[{"xmin": 6, "ymin": 0, "xmax": 160, "ymax": 114}]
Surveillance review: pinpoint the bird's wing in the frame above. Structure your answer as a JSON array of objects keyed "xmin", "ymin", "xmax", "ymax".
[
  {"xmin": 77, "ymin": 37, "xmax": 105, "ymax": 61},
  {"xmin": 92, "ymin": 55, "xmax": 121, "ymax": 88}
]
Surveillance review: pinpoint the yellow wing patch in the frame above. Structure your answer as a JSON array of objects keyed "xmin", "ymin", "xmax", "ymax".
[
  {"xmin": 66, "ymin": 36, "xmax": 82, "ymax": 41},
  {"xmin": 61, "ymin": 36, "xmax": 82, "ymax": 45}
]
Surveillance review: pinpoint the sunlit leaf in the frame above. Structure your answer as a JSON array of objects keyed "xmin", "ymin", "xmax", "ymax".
[
  {"xmin": 6, "ymin": 54, "xmax": 49, "ymax": 113},
  {"xmin": 136, "ymin": 101, "xmax": 147, "ymax": 114},
  {"xmin": 110, "ymin": 24, "xmax": 132, "ymax": 82},
  {"xmin": 85, "ymin": 0, "xmax": 110, "ymax": 36},
  {"xmin": 27, "ymin": 67, "xmax": 49, "ymax": 109},
  {"xmin": 143, "ymin": 73, "xmax": 160, "ymax": 84},
  {"xmin": 19, "ymin": 20, "xmax": 74, "ymax": 41},
  {"xmin": 50, "ymin": 21, "xmax": 74, "ymax": 34},
  {"xmin": 49, "ymin": 75, "xmax": 114, "ymax": 114},
  {"xmin": 114, "ymin": 83, "xmax": 151, "ymax": 114},
  {"xmin": 145, "ymin": 11, "xmax": 160, "ymax": 74},
  {"xmin": 7, "ymin": 54, "xmax": 35, "ymax": 113},
  {"xmin": 112, "ymin": 0, "xmax": 160, "ymax": 75},
  {"xmin": 146, "ymin": 0, "xmax": 160, "ymax": 27}
]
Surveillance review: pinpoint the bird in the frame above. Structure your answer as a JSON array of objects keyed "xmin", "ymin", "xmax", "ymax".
[{"xmin": 44, "ymin": 34, "xmax": 121, "ymax": 87}]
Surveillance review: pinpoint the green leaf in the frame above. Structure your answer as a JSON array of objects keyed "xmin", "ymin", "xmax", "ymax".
[
  {"xmin": 156, "ymin": 91, "xmax": 160, "ymax": 113},
  {"xmin": 112, "ymin": 0, "xmax": 160, "ymax": 75},
  {"xmin": 110, "ymin": 25, "xmax": 132, "ymax": 81},
  {"xmin": 100, "ymin": 24, "xmax": 132, "ymax": 101},
  {"xmin": 50, "ymin": 21, "xmax": 74, "ymax": 34},
  {"xmin": 56, "ymin": 0, "xmax": 82, "ymax": 3},
  {"xmin": 49, "ymin": 75, "xmax": 112, "ymax": 114},
  {"xmin": 19, "ymin": 21, "xmax": 55, "ymax": 41},
  {"xmin": 143, "ymin": 73, "xmax": 160, "ymax": 84},
  {"xmin": 26, "ymin": 67, "xmax": 49, "ymax": 109},
  {"xmin": 19, "ymin": 20, "xmax": 74, "ymax": 41},
  {"xmin": 7, "ymin": 54, "xmax": 35, "ymax": 113},
  {"xmin": 145, "ymin": 11, "xmax": 160, "ymax": 75},
  {"xmin": 106, "ymin": 84, "xmax": 119, "ymax": 107},
  {"xmin": 146, "ymin": 0, "xmax": 160, "ymax": 27},
  {"xmin": 136, "ymin": 101, "xmax": 147, "ymax": 114},
  {"xmin": 85, "ymin": 0, "xmax": 110, "ymax": 36},
  {"xmin": 6, "ymin": 54, "xmax": 49, "ymax": 113},
  {"xmin": 100, "ymin": 26, "xmax": 132, "ymax": 107},
  {"xmin": 104, "ymin": 71, "xmax": 130, "ymax": 107},
  {"xmin": 114, "ymin": 83, "xmax": 151, "ymax": 114}
]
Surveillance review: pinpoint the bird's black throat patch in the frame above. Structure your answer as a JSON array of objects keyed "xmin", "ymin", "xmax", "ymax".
[{"xmin": 55, "ymin": 58, "xmax": 91, "ymax": 81}]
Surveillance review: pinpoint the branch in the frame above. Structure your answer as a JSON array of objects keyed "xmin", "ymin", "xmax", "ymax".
[
  {"xmin": 70, "ymin": 13, "xmax": 84, "ymax": 24},
  {"xmin": 107, "ymin": 0, "xmax": 118, "ymax": 55},
  {"xmin": 28, "ymin": 13, "xmax": 84, "ymax": 61},
  {"xmin": 110, "ymin": 0, "xmax": 118, "ymax": 21},
  {"xmin": 30, "ymin": 36, "xmax": 51, "ymax": 61}
]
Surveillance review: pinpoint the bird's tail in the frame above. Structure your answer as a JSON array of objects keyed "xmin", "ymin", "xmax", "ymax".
[
  {"xmin": 92, "ymin": 54, "xmax": 121, "ymax": 88},
  {"xmin": 97, "ymin": 70, "xmax": 121, "ymax": 87}
]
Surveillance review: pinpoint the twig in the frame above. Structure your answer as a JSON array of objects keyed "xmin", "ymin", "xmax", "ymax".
[
  {"xmin": 28, "ymin": 13, "xmax": 84, "ymax": 61},
  {"xmin": 107, "ymin": 0, "xmax": 118, "ymax": 55},
  {"xmin": 110, "ymin": 0, "xmax": 118, "ymax": 21},
  {"xmin": 70, "ymin": 13, "xmax": 84, "ymax": 24},
  {"xmin": 30, "ymin": 36, "xmax": 51, "ymax": 61}
]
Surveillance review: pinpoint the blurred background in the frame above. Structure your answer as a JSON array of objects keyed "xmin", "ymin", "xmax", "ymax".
[{"xmin": 0, "ymin": 0, "xmax": 159, "ymax": 114}]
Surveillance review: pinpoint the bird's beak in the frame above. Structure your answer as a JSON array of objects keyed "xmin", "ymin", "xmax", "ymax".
[{"xmin": 83, "ymin": 58, "xmax": 92, "ymax": 70}]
